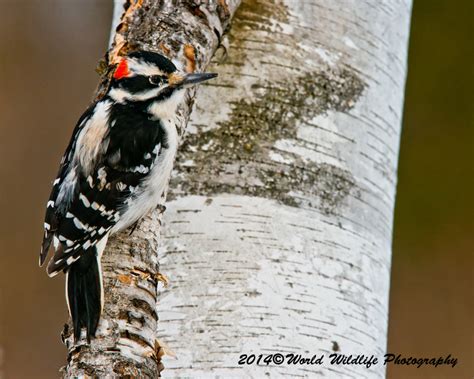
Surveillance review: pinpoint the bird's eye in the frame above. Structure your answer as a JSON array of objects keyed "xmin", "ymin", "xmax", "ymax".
[{"xmin": 149, "ymin": 75, "xmax": 166, "ymax": 85}]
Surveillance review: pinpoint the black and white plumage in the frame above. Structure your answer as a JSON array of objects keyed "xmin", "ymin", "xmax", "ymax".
[{"xmin": 40, "ymin": 50, "xmax": 217, "ymax": 342}]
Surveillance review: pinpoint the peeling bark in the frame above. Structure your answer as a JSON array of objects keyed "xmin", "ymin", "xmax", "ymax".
[
  {"xmin": 158, "ymin": 0, "xmax": 411, "ymax": 378},
  {"xmin": 62, "ymin": 1, "xmax": 240, "ymax": 377}
]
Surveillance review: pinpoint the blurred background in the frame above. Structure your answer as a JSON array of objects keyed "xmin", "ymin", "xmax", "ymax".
[{"xmin": 0, "ymin": 1, "xmax": 471, "ymax": 378}]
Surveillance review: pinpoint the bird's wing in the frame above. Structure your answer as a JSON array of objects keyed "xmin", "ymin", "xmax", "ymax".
[
  {"xmin": 40, "ymin": 100, "xmax": 166, "ymax": 276},
  {"xmin": 40, "ymin": 102, "xmax": 98, "ymax": 264}
]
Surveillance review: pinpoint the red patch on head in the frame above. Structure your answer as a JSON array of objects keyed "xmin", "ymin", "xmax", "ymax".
[{"xmin": 114, "ymin": 58, "xmax": 130, "ymax": 79}]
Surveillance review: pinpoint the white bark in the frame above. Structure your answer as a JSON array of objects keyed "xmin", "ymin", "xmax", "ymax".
[
  {"xmin": 158, "ymin": 0, "xmax": 411, "ymax": 378},
  {"xmin": 62, "ymin": 1, "xmax": 240, "ymax": 377}
]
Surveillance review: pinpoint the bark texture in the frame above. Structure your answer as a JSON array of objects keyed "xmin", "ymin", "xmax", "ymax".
[
  {"xmin": 62, "ymin": 1, "xmax": 240, "ymax": 377},
  {"xmin": 158, "ymin": 0, "xmax": 411, "ymax": 377}
]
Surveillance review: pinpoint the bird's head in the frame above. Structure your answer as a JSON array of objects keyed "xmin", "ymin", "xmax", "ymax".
[{"xmin": 108, "ymin": 50, "xmax": 217, "ymax": 116}]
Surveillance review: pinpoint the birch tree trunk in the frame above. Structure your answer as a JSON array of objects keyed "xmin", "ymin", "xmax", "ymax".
[
  {"xmin": 158, "ymin": 0, "xmax": 411, "ymax": 378},
  {"xmin": 62, "ymin": 1, "xmax": 240, "ymax": 377}
]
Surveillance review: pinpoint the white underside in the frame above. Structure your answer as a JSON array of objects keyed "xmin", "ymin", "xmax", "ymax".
[{"xmin": 110, "ymin": 117, "xmax": 179, "ymax": 233}]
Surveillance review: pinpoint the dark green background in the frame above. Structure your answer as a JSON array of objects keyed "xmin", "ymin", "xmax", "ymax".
[
  {"xmin": 388, "ymin": 0, "xmax": 473, "ymax": 377},
  {"xmin": 0, "ymin": 1, "xmax": 471, "ymax": 378}
]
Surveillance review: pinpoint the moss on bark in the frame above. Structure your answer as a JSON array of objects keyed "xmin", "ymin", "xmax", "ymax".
[{"xmin": 171, "ymin": 68, "xmax": 364, "ymax": 212}]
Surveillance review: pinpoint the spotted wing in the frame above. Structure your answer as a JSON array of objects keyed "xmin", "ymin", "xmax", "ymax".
[
  {"xmin": 40, "ymin": 102, "xmax": 97, "ymax": 263},
  {"xmin": 40, "ymin": 101, "xmax": 166, "ymax": 275}
]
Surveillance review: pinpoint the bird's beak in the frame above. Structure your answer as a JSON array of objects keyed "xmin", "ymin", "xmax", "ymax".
[{"xmin": 170, "ymin": 72, "xmax": 218, "ymax": 88}]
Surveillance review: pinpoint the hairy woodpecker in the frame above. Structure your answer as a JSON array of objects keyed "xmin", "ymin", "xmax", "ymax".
[{"xmin": 40, "ymin": 50, "xmax": 216, "ymax": 342}]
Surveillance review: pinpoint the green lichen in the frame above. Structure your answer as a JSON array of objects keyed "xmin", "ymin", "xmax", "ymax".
[
  {"xmin": 167, "ymin": 0, "xmax": 365, "ymax": 213},
  {"xmin": 171, "ymin": 69, "xmax": 364, "ymax": 212}
]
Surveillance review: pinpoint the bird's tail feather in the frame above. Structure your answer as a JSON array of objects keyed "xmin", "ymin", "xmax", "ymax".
[{"xmin": 66, "ymin": 249, "xmax": 103, "ymax": 342}]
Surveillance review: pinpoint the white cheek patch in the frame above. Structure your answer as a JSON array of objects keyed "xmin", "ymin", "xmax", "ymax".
[
  {"xmin": 147, "ymin": 89, "xmax": 185, "ymax": 120},
  {"xmin": 109, "ymin": 86, "xmax": 167, "ymax": 103}
]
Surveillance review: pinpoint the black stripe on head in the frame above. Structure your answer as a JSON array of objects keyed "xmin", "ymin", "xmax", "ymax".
[
  {"xmin": 128, "ymin": 51, "xmax": 177, "ymax": 74},
  {"xmin": 154, "ymin": 86, "xmax": 175, "ymax": 102},
  {"xmin": 117, "ymin": 75, "xmax": 157, "ymax": 93}
]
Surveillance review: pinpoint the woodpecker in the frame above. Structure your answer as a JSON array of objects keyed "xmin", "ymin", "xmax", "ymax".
[{"xmin": 40, "ymin": 50, "xmax": 217, "ymax": 342}]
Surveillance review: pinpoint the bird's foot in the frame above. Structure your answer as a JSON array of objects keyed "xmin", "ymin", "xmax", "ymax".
[{"xmin": 156, "ymin": 204, "xmax": 167, "ymax": 214}]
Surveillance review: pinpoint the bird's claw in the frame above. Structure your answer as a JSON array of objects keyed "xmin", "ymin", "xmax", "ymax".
[{"xmin": 156, "ymin": 204, "xmax": 167, "ymax": 214}]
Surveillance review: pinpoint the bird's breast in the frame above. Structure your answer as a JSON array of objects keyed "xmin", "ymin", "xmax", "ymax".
[{"xmin": 110, "ymin": 118, "xmax": 178, "ymax": 233}]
